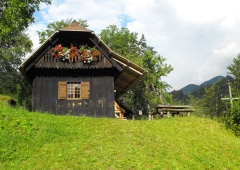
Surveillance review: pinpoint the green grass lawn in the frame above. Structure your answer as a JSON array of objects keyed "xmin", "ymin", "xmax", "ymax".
[{"xmin": 0, "ymin": 95, "xmax": 240, "ymax": 169}]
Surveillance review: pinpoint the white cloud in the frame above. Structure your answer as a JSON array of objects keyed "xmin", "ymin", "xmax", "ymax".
[
  {"xmin": 167, "ymin": 0, "xmax": 240, "ymax": 23},
  {"xmin": 26, "ymin": 23, "xmax": 46, "ymax": 49},
  {"xmin": 26, "ymin": 0, "xmax": 240, "ymax": 90},
  {"xmin": 214, "ymin": 43, "xmax": 240, "ymax": 58}
]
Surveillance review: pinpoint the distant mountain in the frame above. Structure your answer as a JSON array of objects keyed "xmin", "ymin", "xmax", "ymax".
[
  {"xmin": 171, "ymin": 75, "xmax": 233, "ymax": 103},
  {"xmin": 181, "ymin": 76, "xmax": 225, "ymax": 95},
  {"xmin": 181, "ymin": 84, "xmax": 199, "ymax": 95},
  {"xmin": 201, "ymin": 76, "xmax": 225, "ymax": 87}
]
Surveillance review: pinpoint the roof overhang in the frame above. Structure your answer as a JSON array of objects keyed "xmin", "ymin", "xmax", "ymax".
[{"xmin": 90, "ymin": 32, "xmax": 148, "ymax": 98}]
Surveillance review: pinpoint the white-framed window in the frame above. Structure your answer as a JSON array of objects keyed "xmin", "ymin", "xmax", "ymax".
[{"xmin": 67, "ymin": 82, "xmax": 81, "ymax": 99}]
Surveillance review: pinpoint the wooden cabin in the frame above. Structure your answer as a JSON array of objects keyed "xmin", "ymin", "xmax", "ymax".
[{"xmin": 19, "ymin": 21, "xmax": 147, "ymax": 118}]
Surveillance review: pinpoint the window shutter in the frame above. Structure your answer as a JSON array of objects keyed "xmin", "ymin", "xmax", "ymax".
[
  {"xmin": 58, "ymin": 81, "xmax": 67, "ymax": 100},
  {"xmin": 81, "ymin": 82, "xmax": 89, "ymax": 99}
]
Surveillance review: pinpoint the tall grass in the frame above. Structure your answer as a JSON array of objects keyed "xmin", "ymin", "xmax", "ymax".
[{"xmin": 0, "ymin": 95, "xmax": 240, "ymax": 169}]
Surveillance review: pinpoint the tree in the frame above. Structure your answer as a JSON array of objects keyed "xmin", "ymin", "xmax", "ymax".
[
  {"xmin": 37, "ymin": 18, "xmax": 89, "ymax": 44},
  {"xmin": 0, "ymin": 0, "xmax": 51, "ymax": 109},
  {"xmin": 0, "ymin": 0, "xmax": 51, "ymax": 47},
  {"xmin": 229, "ymin": 101, "xmax": 240, "ymax": 136},
  {"xmin": 100, "ymin": 25, "xmax": 156, "ymax": 62},
  {"xmin": 0, "ymin": 33, "xmax": 32, "ymax": 94},
  {"xmin": 227, "ymin": 54, "xmax": 240, "ymax": 136},
  {"xmin": 201, "ymin": 85, "xmax": 218, "ymax": 118},
  {"xmin": 100, "ymin": 25, "xmax": 173, "ymax": 114},
  {"xmin": 187, "ymin": 77, "xmax": 231, "ymax": 118},
  {"xmin": 171, "ymin": 90, "xmax": 186, "ymax": 103},
  {"xmin": 227, "ymin": 53, "xmax": 240, "ymax": 96}
]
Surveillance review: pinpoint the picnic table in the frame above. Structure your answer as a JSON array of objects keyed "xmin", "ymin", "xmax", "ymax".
[{"xmin": 149, "ymin": 105, "xmax": 195, "ymax": 120}]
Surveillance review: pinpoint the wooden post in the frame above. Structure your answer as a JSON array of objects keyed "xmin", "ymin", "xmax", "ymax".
[
  {"xmin": 221, "ymin": 81, "xmax": 238, "ymax": 106},
  {"xmin": 149, "ymin": 113, "xmax": 152, "ymax": 120},
  {"xmin": 229, "ymin": 82, "xmax": 233, "ymax": 105},
  {"xmin": 132, "ymin": 114, "xmax": 135, "ymax": 120},
  {"xmin": 167, "ymin": 111, "xmax": 170, "ymax": 118},
  {"xmin": 161, "ymin": 111, "xmax": 163, "ymax": 118}
]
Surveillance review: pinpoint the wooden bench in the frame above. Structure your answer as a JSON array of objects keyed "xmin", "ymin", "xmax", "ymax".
[{"xmin": 149, "ymin": 105, "xmax": 195, "ymax": 120}]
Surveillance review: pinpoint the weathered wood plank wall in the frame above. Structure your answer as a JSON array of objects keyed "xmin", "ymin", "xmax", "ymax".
[{"xmin": 32, "ymin": 76, "xmax": 115, "ymax": 117}]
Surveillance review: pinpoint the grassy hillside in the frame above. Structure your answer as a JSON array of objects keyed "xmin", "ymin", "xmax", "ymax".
[{"xmin": 0, "ymin": 95, "xmax": 240, "ymax": 169}]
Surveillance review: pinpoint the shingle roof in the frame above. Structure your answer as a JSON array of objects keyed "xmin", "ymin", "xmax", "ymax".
[{"xmin": 59, "ymin": 20, "xmax": 92, "ymax": 32}]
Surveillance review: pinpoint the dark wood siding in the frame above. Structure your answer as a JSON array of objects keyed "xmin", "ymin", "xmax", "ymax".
[{"xmin": 32, "ymin": 76, "xmax": 115, "ymax": 117}]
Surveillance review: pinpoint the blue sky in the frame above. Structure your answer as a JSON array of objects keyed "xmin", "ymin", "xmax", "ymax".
[{"xmin": 26, "ymin": 0, "xmax": 240, "ymax": 90}]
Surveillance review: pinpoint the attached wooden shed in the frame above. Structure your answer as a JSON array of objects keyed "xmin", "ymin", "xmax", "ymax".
[{"xmin": 19, "ymin": 21, "xmax": 147, "ymax": 117}]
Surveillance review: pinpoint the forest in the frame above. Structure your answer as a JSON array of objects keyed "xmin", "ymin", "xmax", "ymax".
[{"xmin": 0, "ymin": 0, "xmax": 239, "ymax": 136}]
